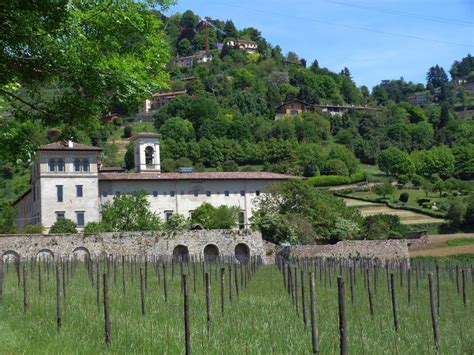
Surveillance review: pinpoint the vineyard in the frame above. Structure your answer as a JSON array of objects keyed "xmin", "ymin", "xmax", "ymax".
[{"xmin": 0, "ymin": 255, "xmax": 472, "ymax": 354}]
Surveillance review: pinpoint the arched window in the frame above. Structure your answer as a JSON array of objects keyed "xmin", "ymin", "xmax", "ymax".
[
  {"xmin": 57, "ymin": 159, "xmax": 64, "ymax": 172},
  {"xmin": 145, "ymin": 146, "xmax": 154, "ymax": 167},
  {"xmin": 82, "ymin": 159, "xmax": 89, "ymax": 172},
  {"xmin": 74, "ymin": 159, "xmax": 81, "ymax": 172},
  {"xmin": 48, "ymin": 159, "xmax": 56, "ymax": 172}
]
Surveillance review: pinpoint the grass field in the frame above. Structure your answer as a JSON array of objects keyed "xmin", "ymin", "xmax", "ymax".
[{"xmin": 0, "ymin": 258, "xmax": 472, "ymax": 354}]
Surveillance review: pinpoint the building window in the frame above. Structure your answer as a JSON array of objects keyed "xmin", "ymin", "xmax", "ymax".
[
  {"xmin": 224, "ymin": 190, "xmax": 229, "ymax": 197},
  {"xmin": 56, "ymin": 185, "xmax": 63, "ymax": 202},
  {"xmin": 153, "ymin": 191, "xmax": 158, "ymax": 197},
  {"xmin": 57, "ymin": 159, "xmax": 64, "ymax": 172},
  {"xmin": 74, "ymin": 159, "xmax": 81, "ymax": 172},
  {"xmin": 76, "ymin": 185, "xmax": 83, "ymax": 197},
  {"xmin": 170, "ymin": 191, "xmax": 175, "ymax": 197},
  {"xmin": 76, "ymin": 211, "xmax": 85, "ymax": 227},
  {"xmin": 82, "ymin": 159, "xmax": 90, "ymax": 172},
  {"xmin": 56, "ymin": 211, "xmax": 65, "ymax": 221},
  {"xmin": 256, "ymin": 190, "xmax": 260, "ymax": 196},
  {"xmin": 164, "ymin": 211, "xmax": 173, "ymax": 221},
  {"xmin": 206, "ymin": 191, "xmax": 211, "ymax": 197},
  {"xmin": 102, "ymin": 191, "xmax": 108, "ymax": 198},
  {"xmin": 145, "ymin": 146, "xmax": 154, "ymax": 167},
  {"xmin": 194, "ymin": 191, "xmax": 198, "ymax": 197},
  {"xmin": 238, "ymin": 211, "xmax": 245, "ymax": 230},
  {"xmin": 240, "ymin": 190, "xmax": 245, "ymax": 196},
  {"xmin": 49, "ymin": 159, "xmax": 56, "ymax": 172}
]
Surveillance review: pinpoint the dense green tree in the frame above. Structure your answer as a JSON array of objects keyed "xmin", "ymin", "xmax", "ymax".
[
  {"xmin": 100, "ymin": 191, "xmax": 162, "ymax": 232},
  {"xmin": 253, "ymin": 180, "xmax": 361, "ymax": 243},
  {"xmin": 191, "ymin": 203, "xmax": 238, "ymax": 229},
  {"xmin": 1, "ymin": 0, "xmax": 172, "ymax": 136},
  {"xmin": 426, "ymin": 65, "xmax": 449, "ymax": 88},
  {"xmin": 160, "ymin": 117, "xmax": 195, "ymax": 142},
  {"xmin": 378, "ymin": 147, "xmax": 414, "ymax": 176}
]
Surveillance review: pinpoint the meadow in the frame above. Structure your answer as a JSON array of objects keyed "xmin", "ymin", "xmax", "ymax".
[{"xmin": 0, "ymin": 256, "xmax": 472, "ymax": 354}]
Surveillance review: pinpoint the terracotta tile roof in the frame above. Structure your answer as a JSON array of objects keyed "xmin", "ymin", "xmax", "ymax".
[
  {"xmin": 99, "ymin": 166, "xmax": 126, "ymax": 172},
  {"xmin": 98, "ymin": 171, "xmax": 295, "ymax": 181},
  {"xmin": 131, "ymin": 132, "xmax": 161, "ymax": 140},
  {"xmin": 39, "ymin": 141, "xmax": 102, "ymax": 151}
]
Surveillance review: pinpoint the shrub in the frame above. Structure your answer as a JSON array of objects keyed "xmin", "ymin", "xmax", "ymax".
[
  {"xmin": 0, "ymin": 225, "xmax": 19, "ymax": 234},
  {"xmin": 83, "ymin": 222, "xmax": 106, "ymax": 233},
  {"xmin": 308, "ymin": 175, "xmax": 351, "ymax": 187},
  {"xmin": 397, "ymin": 174, "xmax": 410, "ymax": 187},
  {"xmin": 22, "ymin": 224, "xmax": 45, "ymax": 234},
  {"xmin": 362, "ymin": 214, "xmax": 406, "ymax": 240},
  {"xmin": 417, "ymin": 198, "xmax": 431, "ymax": 206},
  {"xmin": 399, "ymin": 192, "xmax": 409, "ymax": 203},
  {"xmin": 350, "ymin": 171, "xmax": 366, "ymax": 183},
  {"xmin": 446, "ymin": 199, "xmax": 467, "ymax": 226},
  {"xmin": 123, "ymin": 126, "xmax": 132, "ymax": 138},
  {"xmin": 49, "ymin": 219, "xmax": 78, "ymax": 234},
  {"xmin": 321, "ymin": 159, "xmax": 349, "ymax": 176},
  {"xmin": 441, "ymin": 192, "xmax": 449, "ymax": 198},
  {"xmin": 373, "ymin": 182, "xmax": 394, "ymax": 198},
  {"xmin": 410, "ymin": 174, "xmax": 423, "ymax": 187}
]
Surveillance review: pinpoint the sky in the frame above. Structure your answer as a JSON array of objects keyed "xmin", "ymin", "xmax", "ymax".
[{"xmin": 165, "ymin": 0, "xmax": 474, "ymax": 89}]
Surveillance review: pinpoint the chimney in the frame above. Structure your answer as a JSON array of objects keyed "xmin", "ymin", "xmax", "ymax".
[{"xmin": 67, "ymin": 140, "xmax": 74, "ymax": 148}]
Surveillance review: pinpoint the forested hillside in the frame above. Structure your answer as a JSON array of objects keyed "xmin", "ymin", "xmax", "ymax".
[{"xmin": 1, "ymin": 6, "xmax": 474, "ymax": 230}]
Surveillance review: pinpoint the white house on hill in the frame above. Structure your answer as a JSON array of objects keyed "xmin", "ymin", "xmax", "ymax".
[{"xmin": 14, "ymin": 133, "xmax": 293, "ymax": 231}]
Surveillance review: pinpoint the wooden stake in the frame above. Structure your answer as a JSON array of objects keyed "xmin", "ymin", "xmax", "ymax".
[
  {"xmin": 428, "ymin": 273, "xmax": 440, "ymax": 354},
  {"xmin": 205, "ymin": 272, "xmax": 211, "ymax": 336},
  {"xmin": 309, "ymin": 272, "xmax": 319, "ymax": 354},
  {"xmin": 140, "ymin": 268, "xmax": 146, "ymax": 316},
  {"xmin": 220, "ymin": 267, "xmax": 225, "ymax": 316},
  {"xmin": 56, "ymin": 265, "xmax": 62, "ymax": 332},
  {"xmin": 390, "ymin": 273, "xmax": 399, "ymax": 332},
  {"xmin": 23, "ymin": 265, "xmax": 28, "ymax": 312},
  {"xmin": 367, "ymin": 269, "xmax": 374, "ymax": 317},
  {"xmin": 301, "ymin": 270, "xmax": 307, "ymax": 331},
  {"xmin": 337, "ymin": 276, "xmax": 348, "ymax": 355},
  {"xmin": 103, "ymin": 273, "xmax": 111, "ymax": 347},
  {"xmin": 183, "ymin": 274, "xmax": 191, "ymax": 355}
]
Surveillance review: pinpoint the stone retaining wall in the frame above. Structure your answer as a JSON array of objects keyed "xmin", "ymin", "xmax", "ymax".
[
  {"xmin": 0, "ymin": 231, "xmax": 410, "ymax": 264},
  {"xmin": 286, "ymin": 239, "xmax": 409, "ymax": 263},
  {"xmin": 0, "ymin": 230, "xmax": 266, "ymax": 263}
]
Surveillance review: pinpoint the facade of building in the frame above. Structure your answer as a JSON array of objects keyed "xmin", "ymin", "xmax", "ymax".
[
  {"xmin": 274, "ymin": 99, "xmax": 312, "ymax": 119},
  {"xmin": 407, "ymin": 91, "xmax": 431, "ymax": 106},
  {"xmin": 174, "ymin": 52, "xmax": 213, "ymax": 68},
  {"xmin": 225, "ymin": 39, "xmax": 258, "ymax": 53},
  {"xmin": 274, "ymin": 99, "xmax": 381, "ymax": 119},
  {"xmin": 141, "ymin": 90, "xmax": 187, "ymax": 114},
  {"xmin": 14, "ymin": 133, "xmax": 293, "ymax": 230}
]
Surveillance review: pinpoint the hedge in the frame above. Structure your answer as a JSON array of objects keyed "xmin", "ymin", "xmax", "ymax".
[
  {"xmin": 334, "ymin": 192, "xmax": 447, "ymax": 219},
  {"xmin": 309, "ymin": 172, "xmax": 367, "ymax": 187}
]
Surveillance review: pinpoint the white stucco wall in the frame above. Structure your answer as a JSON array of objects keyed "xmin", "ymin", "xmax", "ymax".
[
  {"xmin": 99, "ymin": 179, "xmax": 272, "ymax": 225},
  {"xmin": 36, "ymin": 151, "xmax": 100, "ymax": 229}
]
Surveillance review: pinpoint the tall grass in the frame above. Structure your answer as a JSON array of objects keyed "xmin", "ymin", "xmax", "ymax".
[{"xmin": 0, "ymin": 257, "xmax": 472, "ymax": 354}]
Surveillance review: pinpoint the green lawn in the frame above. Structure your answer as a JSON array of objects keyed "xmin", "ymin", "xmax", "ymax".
[
  {"xmin": 349, "ymin": 188, "xmax": 451, "ymax": 211},
  {"xmin": 446, "ymin": 238, "xmax": 474, "ymax": 247},
  {"xmin": 0, "ymin": 260, "xmax": 472, "ymax": 353}
]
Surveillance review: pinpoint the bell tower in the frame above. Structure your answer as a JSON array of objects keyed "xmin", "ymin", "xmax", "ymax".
[{"xmin": 132, "ymin": 133, "xmax": 161, "ymax": 173}]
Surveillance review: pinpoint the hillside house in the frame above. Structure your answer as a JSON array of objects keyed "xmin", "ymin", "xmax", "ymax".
[
  {"xmin": 408, "ymin": 91, "xmax": 431, "ymax": 106},
  {"xmin": 142, "ymin": 90, "xmax": 187, "ymax": 113},
  {"xmin": 174, "ymin": 52, "xmax": 213, "ymax": 68},
  {"xmin": 225, "ymin": 39, "xmax": 258, "ymax": 54},
  {"xmin": 14, "ymin": 134, "xmax": 293, "ymax": 231},
  {"xmin": 274, "ymin": 99, "xmax": 312, "ymax": 119}
]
